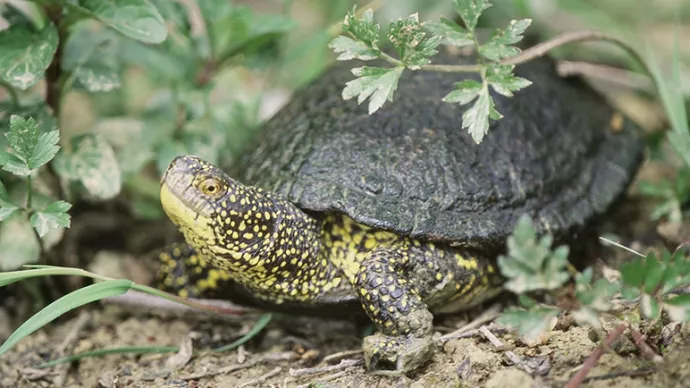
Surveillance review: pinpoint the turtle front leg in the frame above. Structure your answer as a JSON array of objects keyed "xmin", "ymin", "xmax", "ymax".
[{"xmin": 353, "ymin": 246, "xmax": 436, "ymax": 373}]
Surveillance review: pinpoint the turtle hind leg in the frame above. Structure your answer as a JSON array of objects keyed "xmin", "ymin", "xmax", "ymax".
[
  {"xmin": 155, "ymin": 242, "xmax": 232, "ymax": 299},
  {"xmin": 353, "ymin": 246, "xmax": 436, "ymax": 373}
]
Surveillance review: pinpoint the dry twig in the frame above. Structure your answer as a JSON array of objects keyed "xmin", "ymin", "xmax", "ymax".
[
  {"xmin": 290, "ymin": 359, "xmax": 363, "ymax": 377},
  {"xmin": 565, "ymin": 323, "xmax": 628, "ymax": 388},
  {"xmin": 178, "ymin": 352, "xmax": 294, "ymax": 380},
  {"xmin": 238, "ymin": 366, "xmax": 282, "ymax": 388}
]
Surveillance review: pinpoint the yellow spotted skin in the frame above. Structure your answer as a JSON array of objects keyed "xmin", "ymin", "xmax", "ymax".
[{"xmin": 157, "ymin": 155, "xmax": 504, "ymax": 373}]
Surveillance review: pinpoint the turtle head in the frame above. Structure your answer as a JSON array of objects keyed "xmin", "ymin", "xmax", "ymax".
[{"xmin": 160, "ymin": 155, "xmax": 278, "ymax": 258}]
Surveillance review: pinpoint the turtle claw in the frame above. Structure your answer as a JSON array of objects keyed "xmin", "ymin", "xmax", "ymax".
[{"xmin": 363, "ymin": 333, "xmax": 435, "ymax": 374}]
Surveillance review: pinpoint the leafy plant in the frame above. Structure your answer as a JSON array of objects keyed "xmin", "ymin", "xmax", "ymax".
[
  {"xmin": 329, "ymin": 0, "xmax": 533, "ymax": 143},
  {"xmin": 0, "ymin": 0, "xmax": 295, "ymax": 269},
  {"xmin": 496, "ymin": 215, "xmax": 690, "ymax": 339},
  {"xmin": 0, "ymin": 115, "xmax": 70, "ymax": 267}
]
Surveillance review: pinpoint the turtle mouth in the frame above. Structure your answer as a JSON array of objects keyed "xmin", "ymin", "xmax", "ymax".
[{"xmin": 160, "ymin": 156, "xmax": 215, "ymax": 220}]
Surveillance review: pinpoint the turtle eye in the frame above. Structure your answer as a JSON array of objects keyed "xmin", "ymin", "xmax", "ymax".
[{"xmin": 199, "ymin": 177, "xmax": 224, "ymax": 197}]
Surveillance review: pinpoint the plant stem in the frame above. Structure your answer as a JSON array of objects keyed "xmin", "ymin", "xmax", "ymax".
[
  {"xmin": 44, "ymin": 4, "xmax": 66, "ymax": 121},
  {"xmin": 26, "ymin": 175, "xmax": 33, "ymax": 211},
  {"xmin": 565, "ymin": 322, "xmax": 628, "ymax": 388},
  {"xmin": 0, "ymin": 80, "xmax": 19, "ymax": 106},
  {"xmin": 420, "ymin": 30, "xmax": 652, "ymax": 83}
]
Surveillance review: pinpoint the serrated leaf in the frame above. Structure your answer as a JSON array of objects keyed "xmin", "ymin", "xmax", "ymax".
[
  {"xmin": 498, "ymin": 214, "xmax": 572, "ymax": 293},
  {"xmin": 342, "ymin": 66, "xmax": 404, "ymax": 115},
  {"xmin": 1, "ymin": 154, "xmax": 31, "ymax": 176},
  {"xmin": 479, "ymin": 19, "xmax": 532, "ymax": 61},
  {"xmin": 4, "ymin": 116, "xmax": 60, "ymax": 174},
  {"xmin": 329, "ymin": 36, "xmax": 379, "ymax": 61},
  {"xmin": 31, "ymin": 131, "xmax": 60, "ymax": 169},
  {"xmin": 6, "ymin": 115, "xmax": 40, "ymax": 162},
  {"xmin": 75, "ymin": 0, "xmax": 167, "ymax": 44},
  {"xmin": 486, "ymin": 64, "xmax": 532, "ymax": 97},
  {"xmin": 462, "ymin": 87, "xmax": 491, "ymax": 144},
  {"xmin": 496, "ymin": 306, "xmax": 560, "ymax": 342},
  {"xmin": 452, "ymin": 0, "xmax": 491, "ymax": 32},
  {"xmin": 0, "ymin": 22, "xmax": 58, "ymax": 89},
  {"xmin": 30, "ymin": 200, "xmax": 72, "ymax": 238},
  {"xmin": 342, "ymin": 7, "xmax": 380, "ymax": 49},
  {"xmin": 387, "ymin": 13, "xmax": 441, "ymax": 69},
  {"xmin": 0, "ymin": 214, "xmax": 40, "ymax": 270},
  {"xmin": 0, "ymin": 181, "xmax": 19, "ymax": 222},
  {"xmin": 423, "ymin": 18, "xmax": 473, "ymax": 48},
  {"xmin": 442, "ymin": 79, "xmax": 482, "ymax": 104},
  {"xmin": 52, "ymin": 134, "xmax": 122, "ymax": 200}
]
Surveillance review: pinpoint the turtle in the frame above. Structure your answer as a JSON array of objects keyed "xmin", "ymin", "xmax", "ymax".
[{"xmin": 155, "ymin": 47, "xmax": 644, "ymax": 374}]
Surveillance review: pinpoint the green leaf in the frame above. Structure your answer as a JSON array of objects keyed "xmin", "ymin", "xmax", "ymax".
[
  {"xmin": 342, "ymin": 7, "xmax": 380, "ymax": 49},
  {"xmin": 225, "ymin": 13, "xmax": 296, "ymax": 61},
  {"xmin": 30, "ymin": 200, "xmax": 72, "ymax": 238},
  {"xmin": 641, "ymin": 294, "xmax": 661, "ymax": 320},
  {"xmin": 498, "ymin": 214, "xmax": 571, "ymax": 293},
  {"xmin": 0, "ymin": 214, "xmax": 40, "ymax": 271},
  {"xmin": 63, "ymin": 26, "xmax": 121, "ymax": 92},
  {"xmin": 0, "ymin": 181, "xmax": 19, "ymax": 222},
  {"xmin": 0, "ymin": 279, "xmax": 134, "ymax": 356},
  {"xmin": 645, "ymin": 38, "xmax": 690, "ymax": 170},
  {"xmin": 342, "ymin": 66, "xmax": 404, "ymax": 115},
  {"xmin": 74, "ymin": 0, "xmax": 167, "ymax": 44},
  {"xmin": 155, "ymin": 139, "xmax": 186, "ymax": 175},
  {"xmin": 0, "ymin": 22, "xmax": 58, "ymax": 89},
  {"xmin": 486, "ymin": 64, "xmax": 532, "ymax": 97},
  {"xmin": 573, "ymin": 268, "xmax": 619, "ymax": 328},
  {"xmin": 496, "ymin": 306, "xmax": 560, "ymax": 342},
  {"xmin": 664, "ymin": 295, "xmax": 690, "ymax": 322},
  {"xmin": 452, "ymin": 0, "xmax": 491, "ymax": 32},
  {"xmin": 442, "ymin": 79, "xmax": 483, "ymax": 104},
  {"xmin": 462, "ymin": 86, "xmax": 491, "ymax": 144},
  {"xmin": 480, "ymin": 19, "xmax": 532, "ymax": 61},
  {"xmin": 3, "ymin": 115, "xmax": 60, "ymax": 175},
  {"xmin": 329, "ymin": 36, "xmax": 379, "ymax": 61},
  {"xmin": 52, "ymin": 134, "xmax": 122, "ymax": 200},
  {"xmin": 387, "ymin": 13, "xmax": 441, "ymax": 69},
  {"xmin": 423, "ymin": 18, "xmax": 473, "ymax": 48}
]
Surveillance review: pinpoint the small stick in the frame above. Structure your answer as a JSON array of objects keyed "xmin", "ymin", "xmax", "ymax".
[
  {"xmin": 479, "ymin": 326, "xmax": 524, "ymax": 370},
  {"xmin": 565, "ymin": 322, "xmax": 628, "ymax": 388},
  {"xmin": 581, "ymin": 367, "xmax": 655, "ymax": 382},
  {"xmin": 556, "ymin": 60, "xmax": 654, "ymax": 92},
  {"xmin": 178, "ymin": 352, "xmax": 294, "ymax": 380},
  {"xmin": 290, "ymin": 359, "xmax": 363, "ymax": 377},
  {"xmin": 438, "ymin": 325, "xmax": 508, "ymax": 342},
  {"xmin": 238, "ymin": 366, "xmax": 282, "ymax": 388},
  {"xmin": 438, "ymin": 304, "xmax": 502, "ymax": 343},
  {"xmin": 322, "ymin": 349, "xmax": 363, "ymax": 363},
  {"xmin": 629, "ymin": 328, "xmax": 663, "ymax": 363}
]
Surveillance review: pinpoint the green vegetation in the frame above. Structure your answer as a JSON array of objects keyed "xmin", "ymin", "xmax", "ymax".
[{"xmin": 0, "ymin": 0, "xmax": 688, "ymax": 382}]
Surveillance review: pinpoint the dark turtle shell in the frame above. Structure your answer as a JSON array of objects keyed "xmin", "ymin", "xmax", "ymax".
[{"xmin": 229, "ymin": 48, "xmax": 643, "ymax": 248}]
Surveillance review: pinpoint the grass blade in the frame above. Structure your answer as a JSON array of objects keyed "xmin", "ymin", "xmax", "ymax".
[
  {"xmin": 0, "ymin": 279, "xmax": 133, "ymax": 355},
  {"xmin": 36, "ymin": 346, "xmax": 180, "ymax": 368},
  {"xmin": 0, "ymin": 267, "xmax": 110, "ymax": 287},
  {"xmin": 212, "ymin": 313, "xmax": 273, "ymax": 353}
]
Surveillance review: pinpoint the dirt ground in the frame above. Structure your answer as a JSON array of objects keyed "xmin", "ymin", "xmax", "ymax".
[{"xmin": 3, "ymin": 171, "xmax": 690, "ymax": 388}]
